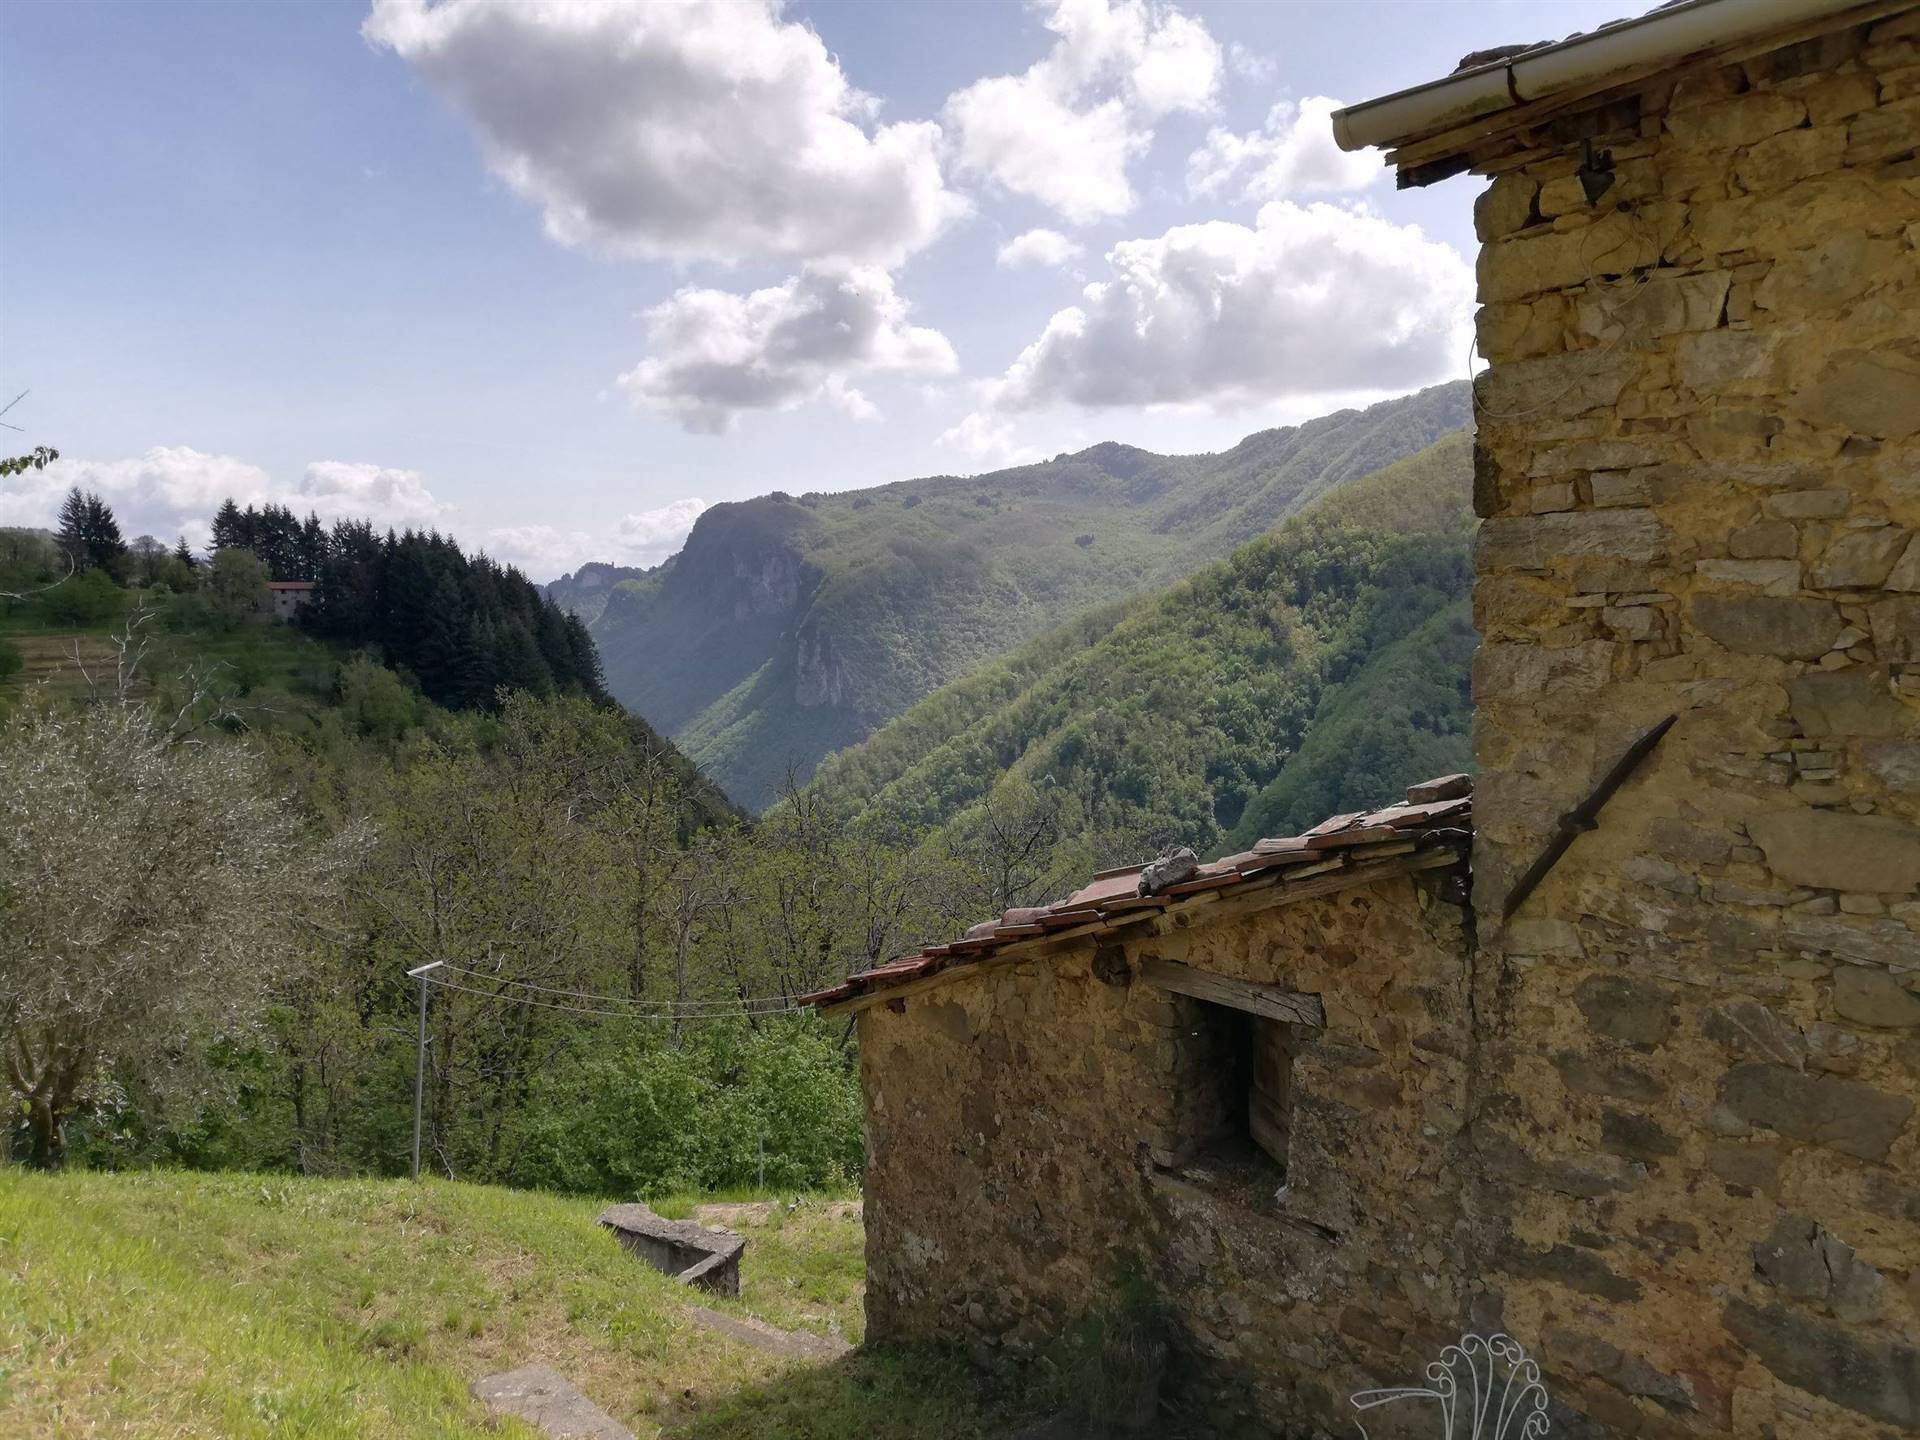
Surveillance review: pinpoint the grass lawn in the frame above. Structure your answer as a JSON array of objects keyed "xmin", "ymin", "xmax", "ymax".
[{"xmin": 0, "ymin": 1170, "xmax": 1017, "ymax": 1440}]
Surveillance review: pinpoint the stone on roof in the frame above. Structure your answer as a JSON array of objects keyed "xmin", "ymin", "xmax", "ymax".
[{"xmin": 799, "ymin": 774, "xmax": 1473, "ymax": 1012}]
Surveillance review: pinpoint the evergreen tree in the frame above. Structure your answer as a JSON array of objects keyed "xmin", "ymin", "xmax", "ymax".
[
  {"xmin": 207, "ymin": 497, "xmax": 609, "ymax": 714},
  {"xmin": 173, "ymin": 536, "xmax": 197, "ymax": 568},
  {"xmin": 298, "ymin": 512, "xmax": 326, "ymax": 581},
  {"xmin": 55, "ymin": 488, "xmax": 88, "ymax": 569},
  {"xmin": 81, "ymin": 493, "xmax": 125, "ymax": 573},
  {"xmin": 211, "ymin": 499, "xmax": 245, "ymax": 552},
  {"xmin": 56, "ymin": 489, "xmax": 127, "ymax": 574}
]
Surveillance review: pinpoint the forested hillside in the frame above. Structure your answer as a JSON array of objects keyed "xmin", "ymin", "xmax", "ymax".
[
  {"xmin": 812, "ymin": 430, "xmax": 1477, "ymax": 860},
  {"xmin": 550, "ymin": 382, "xmax": 1469, "ymax": 808}
]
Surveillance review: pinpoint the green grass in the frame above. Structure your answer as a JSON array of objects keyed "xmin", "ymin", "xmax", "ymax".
[{"xmin": 0, "ymin": 1170, "xmax": 1011, "ymax": 1439}]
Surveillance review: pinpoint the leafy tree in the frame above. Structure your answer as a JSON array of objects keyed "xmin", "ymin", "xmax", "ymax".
[
  {"xmin": 0, "ymin": 695, "xmax": 350, "ymax": 1166},
  {"xmin": 335, "ymin": 654, "xmax": 424, "ymax": 742},
  {"xmin": 206, "ymin": 546, "xmax": 270, "ymax": 625},
  {"xmin": 43, "ymin": 567, "xmax": 124, "ymax": 628}
]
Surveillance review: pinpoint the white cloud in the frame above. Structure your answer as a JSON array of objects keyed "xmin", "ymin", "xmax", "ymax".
[
  {"xmin": 0, "ymin": 447, "xmax": 451, "ymax": 552},
  {"xmin": 979, "ymin": 201, "xmax": 1473, "ymax": 414},
  {"xmin": 936, "ymin": 412, "xmax": 1041, "ymax": 469},
  {"xmin": 618, "ymin": 266, "xmax": 956, "ymax": 434},
  {"xmin": 997, "ymin": 228, "xmax": 1085, "ymax": 269},
  {"xmin": 0, "ymin": 447, "xmax": 276, "ymax": 550},
  {"xmin": 945, "ymin": 0, "xmax": 1222, "ymax": 223},
  {"xmin": 484, "ymin": 497, "xmax": 707, "ymax": 580},
  {"xmin": 297, "ymin": 461, "xmax": 448, "ymax": 529},
  {"xmin": 1188, "ymin": 96, "xmax": 1380, "ymax": 203},
  {"xmin": 1224, "ymin": 41, "xmax": 1276, "ymax": 85},
  {"xmin": 364, "ymin": 0, "xmax": 965, "ymax": 268},
  {"xmin": 0, "ymin": 444, "xmax": 705, "ymax": 583}
]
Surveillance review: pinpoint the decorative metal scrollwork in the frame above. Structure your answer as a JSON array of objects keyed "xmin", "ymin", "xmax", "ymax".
[{"xmin": 1350, "ymin": 1333, "xmax": 1551, "ymax": 1439}]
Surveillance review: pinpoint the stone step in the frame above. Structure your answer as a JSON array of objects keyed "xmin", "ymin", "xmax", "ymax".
[
  {"xmin": 471, "ymin": 1364, "xmax": 633, "ymax": 1440},
  {"xmin": 682, "ymin": 1304, "xmax": 852, "ymax": 1362}
]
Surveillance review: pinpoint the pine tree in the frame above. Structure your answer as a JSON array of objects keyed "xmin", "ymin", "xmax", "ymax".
[
  {"xmin": 298, "ymin": 512, "xmax": 326, "ymax": 581},
  {"xmin": 81, "ymin": 493, "xmax": 125, "ymax": 573},
  {"xmin": 173, "ymin": 536, "xmax": 196, "ymax": 568},
  {"xmin": 211, "ymin": 498, "xmax": 245, "ymax": 552},
  {"xmin": 55, "ymin": 488, "xmax": 89, "ymax": 569}
]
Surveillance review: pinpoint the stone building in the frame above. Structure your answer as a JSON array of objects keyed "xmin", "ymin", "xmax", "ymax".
[
  {"xmin": 266, "ymin": 579, "xmax": 314, "ymax": 621},
  {"xmin": 804, "ymin": 1, "xmax": 1920, "ymax": 1434}
]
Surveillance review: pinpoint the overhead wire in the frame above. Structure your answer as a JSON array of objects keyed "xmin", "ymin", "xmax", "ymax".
[
  {"xmin": 434, "ymin": 961, "xmax": 795, "ymax": 1012},
  {"xmin": 418, "ymin": 972, "xmax": 805, "ymax": 1022}
]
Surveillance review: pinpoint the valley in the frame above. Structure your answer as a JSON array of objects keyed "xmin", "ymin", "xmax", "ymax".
[{"xmin": 550, "ymin": 383, "xmax": 1470, "ymax": 809}]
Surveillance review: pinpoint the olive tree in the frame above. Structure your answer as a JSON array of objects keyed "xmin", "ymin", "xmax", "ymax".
[{"xmin": 0, "ymin": 697, "xmax": 345, "ymax": 1166}]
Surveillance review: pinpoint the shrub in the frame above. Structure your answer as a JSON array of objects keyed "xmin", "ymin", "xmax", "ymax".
[
  {"xmin": 336, "ymin": 655, "xmax": 423, "ymax": 742},
  {"xmin": 42, "ymin": 569, "xmax": 124, "ymax": 628},
  {"xmin": 510, "ymin": 1021, "xmax": 862, "ymax": 1197}
]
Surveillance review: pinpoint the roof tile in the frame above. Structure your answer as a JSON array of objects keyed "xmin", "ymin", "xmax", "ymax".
[{"xmin": 796, "ymin": 773, "xmax": 1475, "ymax": 1010}]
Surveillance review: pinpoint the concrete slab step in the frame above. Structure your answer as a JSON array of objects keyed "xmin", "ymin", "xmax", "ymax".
[
  {"xmin": 471, "ymin": 1364, "xmax": 633, "ymax": 1440},
  {"xmin": 682, "ymin": 1305, "xmax": 852, "ymax": 1363}
]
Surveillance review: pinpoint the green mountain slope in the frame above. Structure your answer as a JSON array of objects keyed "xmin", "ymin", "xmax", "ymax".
[
  {"xmin": 550, "ymin": 382, "xmax": 1469, "ymax": 809},
  {"xmin": 810, "ymin": 430, "xmax": 1477, "ymax": 858},
  {"xmin": 0, "ymin": 560, "xmax": 740, "ymax": 831}
]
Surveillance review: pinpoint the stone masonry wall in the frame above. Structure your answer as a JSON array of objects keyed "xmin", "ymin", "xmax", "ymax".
[
  {"xmin": 1470, "ymin": 13, "xmax": 1920, "ymax": 1437},
  {"xmin": 859, "ymin": 873, "xmax": 1469, "ymax": 1435}
]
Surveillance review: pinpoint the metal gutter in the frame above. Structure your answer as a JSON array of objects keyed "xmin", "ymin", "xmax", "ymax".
[{"xmin": 1331, "ymin": 0, "xmax": 1874, "ymax": 153}]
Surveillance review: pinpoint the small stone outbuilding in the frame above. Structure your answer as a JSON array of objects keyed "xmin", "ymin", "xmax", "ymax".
[
  {"xmin": 808, "ymin": 1, "xmax": 1920, "ymax": 1435},
  {"xmin": 806, "ymin": 788, "xmax": 1476, "ymax": 1432}
]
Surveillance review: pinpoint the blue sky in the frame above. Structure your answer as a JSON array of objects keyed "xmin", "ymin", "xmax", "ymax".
[{"xmin": 1, "ymin": 0, "xmax": 1628, "ymax": 578}]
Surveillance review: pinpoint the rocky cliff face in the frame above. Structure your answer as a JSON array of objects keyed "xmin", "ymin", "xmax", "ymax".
[{"xmin": 575, "ymin": 383, "xmax": 1471, "ymax": 809}]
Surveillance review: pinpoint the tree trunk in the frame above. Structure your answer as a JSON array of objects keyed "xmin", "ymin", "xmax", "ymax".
[{"xmin": 27, "ymin": 1095, "xmax": 65, "ymax": 1170}]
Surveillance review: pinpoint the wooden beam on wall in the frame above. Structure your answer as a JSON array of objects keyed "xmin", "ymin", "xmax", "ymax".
[{"xmin": 1138, "ymin": 957, "xmax": 1325, "ymax": 1029}]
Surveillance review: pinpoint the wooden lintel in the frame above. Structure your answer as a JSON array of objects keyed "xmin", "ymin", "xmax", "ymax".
[{"xmin": 1139, "ymin": 957, "xmax": 1325, "ymax": 1029}]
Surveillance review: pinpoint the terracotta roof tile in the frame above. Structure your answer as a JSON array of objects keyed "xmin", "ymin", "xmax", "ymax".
[
  {"xmin": 796, "ymin": 774, "xmax": 1474, "ymax": 1010},
  {"xmin": 1065, "ymin": 871, "xmax": 1147, "ymax": 908}
]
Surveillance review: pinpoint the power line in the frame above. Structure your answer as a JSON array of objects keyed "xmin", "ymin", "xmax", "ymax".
[
  {"xmin": 435, "ymin": 961, "xmax": 796, "ymax": 1013},
  {"xmin": 421, "ymin": 973, "xmax": 803, "ymax": 1022}
]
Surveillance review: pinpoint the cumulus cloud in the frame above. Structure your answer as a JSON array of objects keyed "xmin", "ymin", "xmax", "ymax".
[
  {"xmin": 997, "ymin": 228, "xmax": 1085, "ymax": 269},
  {"xmin": 298, "ymin": 460, "xmax": 448, "ymax": 528},
  {"xmin": 1188, "ymin": 96, "xmax": 1379, "ymax": 203},
  {"xmin": 0, "ymin": 447, "xmax": 272, "ymax": 550},
  {"xmin": 977, "ymin": 201, "xmax": 1472, "ymax": 415},
  {"xmin": 0, "ymin": 448, "xmax": 454, "ymax": 551},
  {"xmin": 936, "ymin": 412, "xmax": 1041, "ymax": 469},
  {"xmin": 0, "ymin": 444, "xmax": 705, "ymax": 583},
  {"xmin": 364, "ymin": 0, "xmax": 965, "ymax": 268},
  {"xmin": 618, "ymin": 266, "xmax": 957, "ymax": 434},
  {"xmin": 945, "ymin": 0, "xmax": 1222, "ymax": 223},
  {"xmin": 1224, "ymin": 41, "xmax": 1276, "ymax": 85},
  {"xmin": 483, "ymin": 497, "xmax": 708, "ymax": 580}
]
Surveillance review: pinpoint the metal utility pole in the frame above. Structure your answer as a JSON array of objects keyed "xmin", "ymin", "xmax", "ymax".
[{"xmin": 407, "ymin": 962, "xmax": 445, "ymax": 1181}]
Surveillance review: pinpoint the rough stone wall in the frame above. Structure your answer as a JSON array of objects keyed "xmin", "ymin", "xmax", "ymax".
[
  {"xmin": 859, "ymin": 875, "xmax": 1469, "ymax": 1434},
  {"xmin": 1470, "ymin": 14, "xmax": 1920, "ymax": 1437}
]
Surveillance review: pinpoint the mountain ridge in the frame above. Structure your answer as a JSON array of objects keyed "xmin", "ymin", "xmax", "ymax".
[
  {"xmin": 549, "ymin": 382, "xmax": 1470, "ymax": 809},
  {"xmin": 812, "ymin": 429, "xmax": 1477, "ymax": 860}
]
